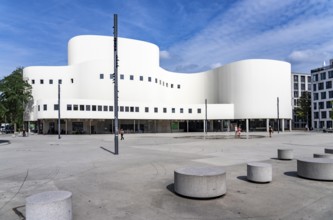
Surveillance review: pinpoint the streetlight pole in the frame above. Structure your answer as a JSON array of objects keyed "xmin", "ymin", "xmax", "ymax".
[
  {"xmin": 113, "ymin": 14, "xmax": 119, "ymax": 155},
  {"xmin": 58, "ymin": 83, "xmax": 61, "ymax": 139},
  {"xmin": 277, "ymin": 97, "xmax": 280, "ymax": 134}
]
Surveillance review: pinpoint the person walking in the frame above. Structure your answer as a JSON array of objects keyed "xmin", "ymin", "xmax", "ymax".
[
  {"xmin": 269, "ymin": 126, "xmax": 273, "ymax": 138},
  {"xmin": 120, "ymin": 128, "xmax": 124, "ymax": 140}
]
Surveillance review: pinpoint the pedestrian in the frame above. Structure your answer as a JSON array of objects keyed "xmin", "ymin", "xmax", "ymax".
[
  {"xmin": 269, "ymin": 126, "xmax": 273, "ymax": 137},
  {"xmin": 120, "ymin": 128, "xmax": 124, "ymax": 140},
  {"xmin": 237, "ymin": 126, "xmax": 241, "ymax": 137}
]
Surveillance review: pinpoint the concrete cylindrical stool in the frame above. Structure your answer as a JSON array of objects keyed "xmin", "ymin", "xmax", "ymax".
[
  {"xmin": 174, "ymin": 166, "xmax": 226, "ymax": 199},
  {"xmin": 297, "ymin": 157, "xmax": 333, "ymax": 180},
  {"xmin": 314, "ymin": 153, "xmax": 333, "ymax": 159},
  {"xmin": 278, "ymin": 149, "xmax": 293, "ymax": 160},
  {"xmin": 324, "ymin": 148, "xmax": 333, "ymax": 154},
  {"xmin": 247, "ymin": 162, "xmax": 272, "ymax": 183},
  {"xmin": 26, "ymin": 191, "xmax": 72, "ymax": 220}
]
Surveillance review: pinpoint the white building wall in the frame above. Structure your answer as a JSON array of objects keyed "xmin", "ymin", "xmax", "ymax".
[{"xmin": 23, "ymin": 35, "xmax": 292, "ymax": 123}]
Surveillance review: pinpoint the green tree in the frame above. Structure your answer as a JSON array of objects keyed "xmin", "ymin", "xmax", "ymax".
[
  {"xmin": 294, "ymin": 91, "xmax": 311, "ymax": 128},
  {"xmin": 0, "ymin": 67, "xmax": 32, "ymax": 132}
]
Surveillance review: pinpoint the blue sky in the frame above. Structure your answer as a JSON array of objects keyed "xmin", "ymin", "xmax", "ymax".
[{"xmin": 1, "ymin": 0, "xmax": 333, "ymax": 79}]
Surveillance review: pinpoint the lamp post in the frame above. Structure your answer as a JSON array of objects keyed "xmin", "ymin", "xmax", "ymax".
[
  {"xmin": 277, "ymin": 97, "xmax": 280, "ymax": 133},
  {"xmin": 58, "ymin": 83, "xmax": 61, "ymax": 139},
  {"xmin": 113, "ymin": 14, "xmax": 119, "ymax": 155}
]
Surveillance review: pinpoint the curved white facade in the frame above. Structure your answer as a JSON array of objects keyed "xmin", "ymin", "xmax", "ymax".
[{"xmin": 23, "ymin": 35, "xmax": 292, "ymax": 133}]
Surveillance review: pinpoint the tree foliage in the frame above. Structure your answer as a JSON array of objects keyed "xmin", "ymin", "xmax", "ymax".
[
  {"xmin": 0, "ymin": 67, "xmax": 32, "ymax": 131},
  {"xmin": 294, "ymin": 91, "xmax": 311, "ymax": 126}
]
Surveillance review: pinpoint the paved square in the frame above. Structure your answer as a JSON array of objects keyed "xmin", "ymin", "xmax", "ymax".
[{"xmin": 0, "ymin": 131, "xmax": 333, "ymax": 219}]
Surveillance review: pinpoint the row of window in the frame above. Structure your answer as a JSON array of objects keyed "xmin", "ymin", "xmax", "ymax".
[
  {"xmin": 313, "ymin": 110, "xmax": 333, "ymax": 119},
  {"xmin": 312, "ymin": 81, "xmax": 332, "ymax": 91},
  {"xmin": 38, "ymin": 104, "xmax": 202, "ymax": 114},
  {"xmin": 31, "ymin": 79, "xmax": 73, "ymax": 85},
  {"xmin": 100, "ymin": 73, "xmax": 181, "ymax": 89},
  {"xmin": 293, "ymin": 75, "xmax": 311, "ymax": 83},
  {"xmin": 313, "ymin": 90, "xmax": 333, "ymax": 100},
  {"xmin": 312, "ymin": 70, "xmax": 333, "ymax": 82},
  {"xmin": 313, "ymin": 101, "xmax": 333, "ymax": 110}
]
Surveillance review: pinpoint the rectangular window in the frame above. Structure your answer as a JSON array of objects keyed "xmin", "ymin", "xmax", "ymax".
[
  {"xmin": 197, "ymin": 108, "xmax": 202, "ymax": 113},
  {"xmin": 326, "ymin": 101, "xmax": 332, "ymax": 109},
  {"xmin": 172, "ymin": 108, "xmax": 175, "ymax": 113},
  {"xmin": 314, "ymin": 102, "xmax": 317, "ymax": 110},
  {"xmin": 92, "ymin": 105, "xmax": 97, "ymax": 111},
  {"xmin": 86, "ymin": 105, "xmax": 91, "ymax": 111},
  {"xmin": 321, "ymin": 111, "xmax": 327, "ymax": 119},
  {"xmin": 73, "ymin": 105, "xmax": 78, "ymax": 111},
  {"xmin": 148, "ymin": 77, "xmax": 152, "ymax": 82},
  {"xmin": 171, "ymin": 84, "xmax": 174, "ymax": 88},
  {"xmin": 321, "ymin": 92, "xmax": 326, "ymax": 99},
  {"xmin": 318, "ymin": 82, "xmax": 324, "ymax": 90},
  {"xmin": 32, "ymin": 79, "xmax": 35, "ymax": 84},
  {"xmin": 130, "ymin": 75, "xmax": 134, "ymax": 80},
  {"xmin": 40, "ymin": 79, "xmax": 44, "ymax": 84},
  {"xmin": 49, "ymin": 79, "xmax": 53, "ymax": 84},
  {"xmin": 145, "ymin": 107, "xmax": 149, "ymax": 113},
  {"xmin": 180, "ymin": 108, "xmax": 183, "ymax": 113},
  {"xmin": 307, "ymin": 76, "xmax": 311, "ymax": 82},
  {"xmin": 314, "ymin": 112, "xmax": 319, "ymax": 119},
  {"xmin": 100, "ymin": 73, "xmax": 104, "ymax": 79},
  {"xmin": 54, "ymin": 104, "xmax": 59, "ymax": 111},
  {"xmin": 58, "ymin": 79, "xmax": 62, "ymax": 84},
  {"xmin": 125, "ymin": 106, "xmax": 129, "ymax": 112},
  {"xmin": 301, "ymin": 76, "xmax": 305, "ymax": 82},
  {"xmin": 314, "ymin": 74, "xmax": 318, "ymax": 82},
  {"xmin": 154, "ymin": 107, "xmax": 158, "ymax": 113},
  {"xmin": 319, "ymin": 102, "xmax": 325, "ymax": 109},
  {"xmin": 130, "ymin": 107, "xmax": 134, "ymax": 112},
  {"xmin": 67, "ymin": 104, "xmax": 72, "ymax": 111},
  {"xmin": 155, "ymin": 78, "xmax": 158, "ymax": 83},
  {"xmin": 159, "ymin": 80, "xmax": 161, "ymax": 85},
  {"xmin": 313, "ymin": 84, "xmax": 317, "ymax": 91},
  {"xmin": 43, "ymin": 104, "xmax": 47, "ymax": 111},
  {"xmin": 98, "ymin": 105, "xmax": 102, "ymax": 111},
  {"xmin": 140, "ymin": 76, "xmax": 143, "ymax": 81},
  {"xmin": 163, "ymin": 108, "xmax": 167, "ymax": 113},
  {"xmin": 294, "ymin": 91, "xmax": 299, "ymax": 97},
  {"xmin": 308, "ymin": 83, "xmax": 311, "ymax": 90},
  {"xmin": 103, "ymin": 106, "xmax": 108, "ymax": 111},
  {"xmin": 329, "ymin": 91, "xmax": 333, "ymax": 98},
  {"xmin": 71, "ymin": 78, "xmax": 74, "ymax": 83},
  {"xmin": 293, "ymin": 75, "xmax": 298, "ymax": 81},
  {"xmin": 80, "ymin": 105, "xmax": 84, "ymax": 111},
  {"xmin": 135, "ymin": 107, "xmax": 139, "ymax": 112},
  {"xmin": 120, "ymin": 74, "xmax": 124, "ymax": 79},
  {"xmin": 166, "ymin": 83, "xmax": 168, "ymax": 87},
  {"xmin": 177, "ymin": 84, "xmax": 181, "ymax": 89},
  {"xmin": 326, "ymin": 81, "xmax": 332, "ymax": 89},
  {"xmin": 120, "ymin": 106, "xmax": 124, "ymax": 112},
  {"xmin": 294, "ymin": 83, "xmax": 298, "ymax": 90},
  {"xmin": 314, "ymin": 93, "xmax": 318, "ymax": 100},
  {"xmin": 163, "ymin": 81, "xmax": 165, "ymax": 86},
  {"xmin": 329, "ymin": 70, "xmax": 333, "ymax": 79},
  {"xmin": 320, "ymin": 72, "xmax": 326, "ymax": 80},
  {"xmin": 109, "ymin": 106, "xmax": 113, "ymax": 111},
  {"xmin": 188, "ymin": 108, "xmax": 192, "ymax": 113},
  {"xmin": 301, "ymin": 84, "xmax": 305, "ymax": 90}
]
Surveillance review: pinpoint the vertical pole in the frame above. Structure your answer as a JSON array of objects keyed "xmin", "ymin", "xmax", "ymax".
[
  {"xmin": 205, "ymin": 99, "xmax": 207, "ymax": 134},
  {"xmin": 58, "ymin": 83, "xmax": 61, "ymax": 139},
  {"xmin": 277, "ymin": 97, "xmax": 280, "ymax": 134},
  {"xmin": 113, "ymin": 14, "xmax": 119, "ymax": 155}
]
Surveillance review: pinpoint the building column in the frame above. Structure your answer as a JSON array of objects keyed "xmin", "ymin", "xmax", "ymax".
[
  {"xmin": 246, "ymin": 119, "xmax": 249, "ymax": 133},
  {"xmin": 203, "ymin": 119, "xmax": 206, "ymax": 133},
  {"xmin": 89, "ymin": 120, "xmax": 92, "ymax": 134},
  {"xmin": 289, "ymin": 120, "xmax": 292, "ymax": 131},
  {"xmin": 282, "ymin": 119, "xmax": 285, "ymax": 132},
  {"xmin": 66, "ymin": 119, "xmax": 68, "ymax": 134},
  {"xmin": 266, "ymin": 119, "xmax": 270, "ymax": 132},
  {"xmin": 134, "ymin": 120, "xmax": 136, "ymax": 133},
  {"xmin": 187, "ymin": 120, "xmax": 189, "ymax": 132}
]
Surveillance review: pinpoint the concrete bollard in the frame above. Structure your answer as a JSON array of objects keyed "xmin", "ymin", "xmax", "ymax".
[
  {"xmin": 297, "ymin": 157, "xmax": 333, "ymax": 181},
  {"xmin": 26, "ymin": 191, "xmax": 72, "ymax": 220},
  {"xmin": 174, "ymin": 166, "xmax": 226, "ymax": 199},
  {"xmin": 313, "ymin": 153, "xmax": 333, "ymax": 159},
  {"xmin": 278, "ymin": 149, "xmax": 293, "ymax": 160},
  {"xmin": 247, "ymin": 162, "xmax": 272, "ymax": 183}
]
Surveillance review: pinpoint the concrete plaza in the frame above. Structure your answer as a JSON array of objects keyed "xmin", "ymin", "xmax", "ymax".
[{"xmin": 0, "ymin": 131, "xmax": 333, "ymax": 219}]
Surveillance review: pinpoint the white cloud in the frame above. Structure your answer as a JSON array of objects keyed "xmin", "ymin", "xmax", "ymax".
[{"xmin": 160, "ymin": 50, "xmax": 170, "ymax": 59}]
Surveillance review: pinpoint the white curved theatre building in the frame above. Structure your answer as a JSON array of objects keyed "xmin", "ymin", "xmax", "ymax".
[{"xmin": 23, "ymin": 35, "xmax": 292, "ymax": 134}]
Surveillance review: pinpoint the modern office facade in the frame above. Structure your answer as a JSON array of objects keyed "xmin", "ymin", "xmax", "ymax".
[
  {"xmin": 23, "ymin": 35, "xmax": 292, "ymax": 134},
  {"xmin": 291, "ymin": 72, "xmax": 311, "ymax": 129},
  {"xmin": 311, "ymin": 59, "xmax": 333, "ymax": 130}
]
